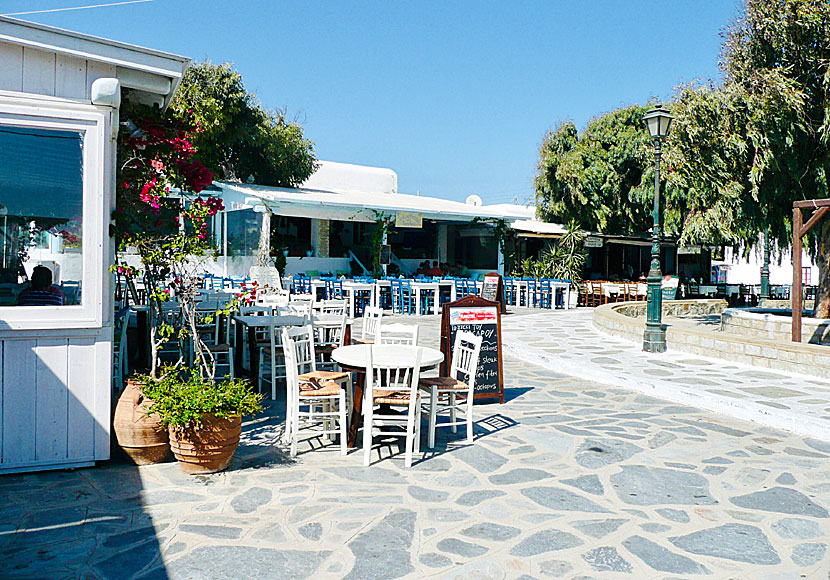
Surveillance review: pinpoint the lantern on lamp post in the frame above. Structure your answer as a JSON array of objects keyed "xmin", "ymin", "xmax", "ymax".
[{"xmin": 642, "ymin": 104, "xmax": 673, "ymax": 353}]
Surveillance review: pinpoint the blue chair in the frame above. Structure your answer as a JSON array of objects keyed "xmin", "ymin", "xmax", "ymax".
[
  {"xmin": 325, "ymin": 279, "xmax": 343, "ymax": 300},
  {"xmin": 539, "ymin": 279, "xmax": 552, "ymax": 309},
  {"xmin": 465, "ymin": 279, "xmax": 479, "ymax": 297},
  {"xmin": 504, "ymin": 277, "xmax": 516, "ymax": 306},
  {"xmin": 525, "ymin": 278, "xmax": 538, "ymax": 307},
  {"xmin": 454, "ymin": 278, "xmax": 467, "ymax": 299}
]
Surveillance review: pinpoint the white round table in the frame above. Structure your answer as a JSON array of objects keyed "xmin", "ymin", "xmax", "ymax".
[
  {"xmin": 331, "ymin": 344, "xmax": 443, "ymax": 369},
  {"xmin": 332, "ymin": 344, "xmax": 443, "ymax": 446}
]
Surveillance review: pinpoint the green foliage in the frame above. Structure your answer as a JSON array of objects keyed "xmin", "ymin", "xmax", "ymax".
[
  {"xmin": 512, "ymin": 221, "xmax": 585, "ymax": 286},
  {"xmin": 139, "ymin": 367, "xmax": 262, "ymax": 429},
  {"xmin": 535, "ymin": 106, "xmax": 657, "ymax": 235},
  {"xmin": 369, "ymin": 211, "xmax": 394, "ymax": 276},
  {"xmin": 170, "ymin": 61, "xmax": 318, "ymax": 187}
]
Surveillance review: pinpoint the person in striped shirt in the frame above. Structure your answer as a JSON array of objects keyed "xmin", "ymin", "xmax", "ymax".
[{"xmin": 17, "ymin": 265, "xmax": 65, "ymax": 306}]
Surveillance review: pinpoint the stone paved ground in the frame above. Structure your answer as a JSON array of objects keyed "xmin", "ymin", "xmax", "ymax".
[
  {"xmin": 2, "ymin": 310, "xmax": 830, "ymax": 579},
  {"xmin": 503, "ymin": 307, "xmax": 830, "ymax": 440}
]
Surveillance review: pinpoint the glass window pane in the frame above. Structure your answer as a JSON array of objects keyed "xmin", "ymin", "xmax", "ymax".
[{"xmin": 0, "ymin": 125, "xmax": 84, "ymax": 306}]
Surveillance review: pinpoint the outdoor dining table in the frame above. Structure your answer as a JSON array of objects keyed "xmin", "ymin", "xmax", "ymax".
[
  {"xmin": 341, "ymin": 281, "xmax": 378, "ymax": 314},
  {"xmin": 232, "ymin": 313, "xmax": 352, "ymax": 379},
  {"xmin": 331, "ymin": 343, "xmax": 444, "ymax": 447}
]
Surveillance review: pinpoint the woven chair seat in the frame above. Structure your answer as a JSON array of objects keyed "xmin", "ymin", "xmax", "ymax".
[
  {"xmin": 419, "ymin": 377, "xmax": 468, "ymax": 390},
  {"xmin": 207, "ymin": 344, "xmax": 231, "ymax": 353},
  {"xmin": 300, "ymin": 370, "xmax": 349, "ymax": 382},
  {"xmin": 298, "ymin": 379, "xmax": 342, "ymax": 397},
  {"xmin": 373, "ymin": 390, "xmax": 418, "ymax": 405},
  {"xmin": 316, "ymin": 344, "xmax": 336, "ymax": 355},
  {"xmin": 350, "ymin": 337, "xmax": 374, "ymax": 345}
]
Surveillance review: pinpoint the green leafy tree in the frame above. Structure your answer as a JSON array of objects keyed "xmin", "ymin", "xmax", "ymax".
[
  {"xmin": 669, "ymin": 0, "xmax": 830, "ymax": 316},
  {"xmin": 535, "ymin": 105, "xmax": 657, "ymax": 236},
  {"xmin": 170, "ymin": 61, "xmax": 317, "ymax": 187}
]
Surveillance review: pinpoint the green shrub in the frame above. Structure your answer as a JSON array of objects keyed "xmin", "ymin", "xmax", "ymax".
[{"xmin": 138, "ymin": 367, "xmax": 262, "ymax": 429}]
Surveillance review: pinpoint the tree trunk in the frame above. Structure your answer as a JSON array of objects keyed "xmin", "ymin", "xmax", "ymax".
[
  {"xmin": 256, "ymin": 211, "xmax": 271, "ymax": 267},
  {"xmin": 815, "ymin": 221, "xmax": 830, "ymax": 319}
]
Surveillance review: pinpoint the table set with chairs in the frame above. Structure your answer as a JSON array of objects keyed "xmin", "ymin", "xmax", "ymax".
[
  {"xmin": 502, "ymin": 277, "xmax": 573, "ymax": 309},
  {"xmin": 113, "ymin": 269, "xmax": 488, "ymax": 468}
]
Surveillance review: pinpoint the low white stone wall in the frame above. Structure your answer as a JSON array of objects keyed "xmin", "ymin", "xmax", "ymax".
[
  {"xmin": 722, "ymin": 308, "xmax": 830, "ymax": 345},
  {"xmin": 593, "ymin": 301, "xmax": 830, "ymax": 379}
]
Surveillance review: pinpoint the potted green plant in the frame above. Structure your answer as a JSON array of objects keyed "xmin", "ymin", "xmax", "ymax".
[
  {"xmin": 111, "ymin": 100, "xmax": 261, "ymax": 472},
  {"xmin": 140, "ymin": 368, "xmax": 261, "ymax": 474}
]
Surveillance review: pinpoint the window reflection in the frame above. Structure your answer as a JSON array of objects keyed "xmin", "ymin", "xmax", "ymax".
[{"xmin": 0, "ymin": 125, "xmax": 84, "ymax": 306}]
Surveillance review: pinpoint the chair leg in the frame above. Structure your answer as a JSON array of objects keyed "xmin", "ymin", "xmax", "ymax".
[
  {"xmin": 414, "ymin": 402, "xmax": 421, "ymax": 455},
  {"xmin": 339, "ymin": 391, "xmax": 347, "ymax": 456},
  {"xmin": 450, "ymin": 392, "xmax": 457, "ymax": 433},
  {"xmin": 404, "ymin": 408, "xmax": 415, "ymax": 468},
  {"xmin": 428, "ymin": 387, "xmax": 437, "ymax": 449},
  {"xmin": 466, "ymin": 392, "xmax": 474, "ymax": 444},
  {"xmin": 363, "ymin": 403, "xmax": 373, "ymax": 466},
  {"xmin": 290, "ymin": 400, "xmax": 299, "ymax": 457}
]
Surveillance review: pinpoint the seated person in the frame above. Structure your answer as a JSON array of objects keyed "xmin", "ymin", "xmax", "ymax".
[
  {"xmin": 425, "ymin": 260, "xmax": 443, "ymax": 277},
  {"xmin": 454, "ymin": 262, "xmax": 471, "ymax": 278},
  {"xmin": 18, "ymin": 266, "xmax": 65, "ymax": 306}
]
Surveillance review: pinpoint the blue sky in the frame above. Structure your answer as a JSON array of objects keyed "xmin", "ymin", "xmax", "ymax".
[{"xmin": 7, "ymin": 0, "xmax": 740, "ymax": 204}]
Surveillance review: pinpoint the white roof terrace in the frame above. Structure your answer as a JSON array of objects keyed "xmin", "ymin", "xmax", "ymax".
[{"xmin": 215, "ymin": 181, "xmax": 525, "ymax": 224}]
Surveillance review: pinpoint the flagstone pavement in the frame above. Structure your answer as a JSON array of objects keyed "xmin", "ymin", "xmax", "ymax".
[{"xmin": 2, "ymin": 309, "xmax": 830, "ymax": 579}]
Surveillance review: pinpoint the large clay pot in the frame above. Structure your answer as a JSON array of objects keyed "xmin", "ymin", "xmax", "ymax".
[
  {"xmin": 168, "ymin": 414, "xmax": 241, "ymax": 474},
  {"xmin": 113, "ymin": 379, "xmax": 170, "ymax": 465}
]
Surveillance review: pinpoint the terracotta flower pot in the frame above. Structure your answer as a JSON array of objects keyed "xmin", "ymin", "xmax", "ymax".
[
  {"xmin": 113, "ymin": 379, "xmax": 170, "ymax": 465},
  {"xmin": 168, "ymin": 414, "xmax": 241, "ymax": 474}
]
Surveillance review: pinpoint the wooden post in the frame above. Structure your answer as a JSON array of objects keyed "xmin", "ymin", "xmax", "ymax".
[{"xmin": 792, "ymin": 206, "xmax": 803, "ymax": 342}]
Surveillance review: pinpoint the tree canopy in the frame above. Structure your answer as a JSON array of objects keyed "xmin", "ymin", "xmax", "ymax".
[
  {"xmin": 534, "ymin": 105, "xmax": 655, "ymax": 236},
  {"xmin": 534, "ymin": 0, "xmax": 830, "ymax": 316},
  {"xmin": 170, "ymin": 61, "xmax": 318, "ymax": 187}
]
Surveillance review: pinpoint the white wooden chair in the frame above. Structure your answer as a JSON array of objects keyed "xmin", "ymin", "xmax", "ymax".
[
  {"xmin": 363, "ymin": 345, "xmax": 423, "ymax": 467},
  {"xmin": 419, "ymin": 331, "xmax": 482, "ymax": 448},
  {"xmin": 282, "ymin": 325, "xmax": 348, "ymax": 456},
  {"xmin": 353, "ymin": 306, "xmax": 382, "ymax": 345},
  {"xmin": 314, "ymin": 299, "xmax": 347, "ymax": 316},
  {"xmin": 313, "ymin": 313, "xmax": 347, "ymax": 371},
  {"xmin": 377, "ymin": 323, "xmax": 419, "ymax": 345}
]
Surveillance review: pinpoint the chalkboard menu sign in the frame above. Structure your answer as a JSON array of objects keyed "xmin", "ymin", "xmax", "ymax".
[
  {"xmin": 440, "ymin": 295, "xmax": 504, "ymax": 403},
  {"xmin": 480, "ymin": 272, "xmax": 506, "ymax": 312},
  {"xmin": 379, "ymin": 244, "xmax": 392, "ymax": 265}
]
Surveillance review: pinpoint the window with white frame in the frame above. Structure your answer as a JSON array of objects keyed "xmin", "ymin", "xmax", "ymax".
[
  {"xmin": 0, "ymin": 97, "xmax": 106, "ymax": 329},
  {"xmin": 0, "ymin": 125, "xmax": 84, "ymax": 306}
]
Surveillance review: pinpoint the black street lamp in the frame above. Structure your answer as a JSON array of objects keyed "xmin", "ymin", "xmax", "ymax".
[{"xmin": 642, "ymin": 104, "xmax": 673, "ymax": 353}]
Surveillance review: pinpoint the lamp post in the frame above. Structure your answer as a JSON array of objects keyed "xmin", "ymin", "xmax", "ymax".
[
  {"xmin": 642, "ymin": 104, "xmax": 673, "ymax": 353},
  {"xmin": 759, "ymin": 227, "xmax": 771, "ymax": 301}
]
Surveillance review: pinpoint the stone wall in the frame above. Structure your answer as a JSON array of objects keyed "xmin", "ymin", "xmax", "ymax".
[
  {"xmin": 615, "ymin": 299, "xmax": 727, "ymax": 319},
  {"xmin": 593, "ymin": 301, "xmax": 830, "ymax": 379},
  {"xmin": 722, "ymin": 308, "xmax": 830, "ymax": 345}
]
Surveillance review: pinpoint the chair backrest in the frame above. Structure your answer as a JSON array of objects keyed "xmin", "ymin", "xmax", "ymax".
[
  {"xmin": 240, "ymin": 305, "xmax": 271, "ymax": 316},
  {"xmin": 450, "ymin": 330, "xmax": 483, "ymax": 390},
  {"xmin": 362, "ymin": 306, "xmax": 383, "ymax": 341},
  {"xmin": 317, "ymin": 299, "xmax": 347, "ymax": 316},
  {"xmin": 366, "ymin": 345, "xmax": 422, "ymax": 405},
  {"xmin": 313, "ymin": 313, "xmax": 347, "ymax": 349},
  {"xmin": 257, "ymin": 290, "xmax": 290, "ymax": 307},
  {"xmin": 281, "ymin": 324, "xmax": 317, "ymax": 389},
  {"xmin": 325, "ymin": 279, "xmax": 344, "ymax": 299},
  {"xmin": 287, "ymin": 296, "xmax": 313, "ymax": 316},
  {"xmin": 377, "ymin": 323, "xmax": 418, "ymax": 345},
  {"xmin": 277, "ymin": 303, "xmax": 312, "ymax": 319}
]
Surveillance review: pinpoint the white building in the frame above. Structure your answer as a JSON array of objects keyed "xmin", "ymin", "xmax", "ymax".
[
  {"xmin": 206, "ymin": 161, "xmax": 526, "ymax": 278},
  {"xmin": 0, "ymin": 17, "xmax": 189, "ymax": 473}
]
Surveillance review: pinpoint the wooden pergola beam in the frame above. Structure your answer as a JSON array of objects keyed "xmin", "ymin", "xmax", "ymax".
[
  {"xmin": 792, "ymin": 199, "xmax": 830, "ymax": 342},
  {"xmin": 799, "ymin": 206, "xmax": 829, "ymax": 238},
  {"xmin": 794, "ymin": 199, "xmax": 830, "ymax": 209}
]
